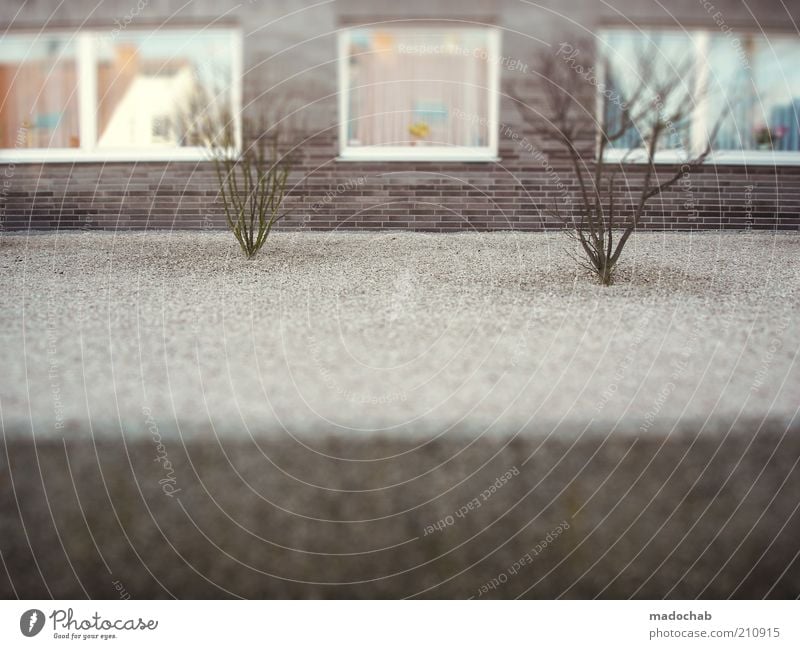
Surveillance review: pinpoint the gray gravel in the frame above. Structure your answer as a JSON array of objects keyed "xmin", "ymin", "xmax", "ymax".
[
  {"xmin": 2, "ymin": 230, "xmax": 800, "ymax": 599},
  {"xmin": 0, "ymin": 230, "xmax": 797, "ymax": 438}
]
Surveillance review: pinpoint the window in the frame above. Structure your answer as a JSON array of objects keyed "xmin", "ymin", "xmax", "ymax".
[
  {"xmin": 338, "ymin": 25, "xmax": 500, "ymax": 161},
  {"xmin": 0, "ymin": 36, "xmax": 79, "ymax": 149},
  {"xmin": 600, "ymin": 29, "xmax": 800, "ymax": 165},
  {"xmin": 707, "ymin": 35, "xmax": 800, "ymax": 159},
  {"xmin": 0, "ymin": 28, "xmax": 240, "ymax": 161}
]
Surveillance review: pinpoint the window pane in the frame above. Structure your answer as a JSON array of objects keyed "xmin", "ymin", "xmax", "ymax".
[
  {"xmin": 346, "ymin": 28, "xmax": 491, "ymax": 148},
  {"xmin": 604, "ymin": 31, "xmax": 800, "ymax": 154},
  {"xmin": 705, "ymin": 35, "xmax": 754, "ymax": 151},
  {"xmin": 0, "ymin": 35, "xmax": 79, "ymax": 148},
  {"xmin": 710, "ymin": 36, "xmax": 800, "ymax": 152},
  {"xmin": 96, "ymin": 31, "xmax": 232, "ymax": 148},
  {"xmin": 755, "ymin": 39, "xmax": 800, "ymax": 151},
  {"xmin": 602, "ymin": 30, "xmax": 696, "ymax": 151}
]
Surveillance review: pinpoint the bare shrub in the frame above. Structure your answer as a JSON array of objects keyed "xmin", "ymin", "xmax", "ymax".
[
  {"xmin": 181, "ymin": 88, "xmax": 293, "ymax": 259},
  {"xmin": 508, "ymin": 37, "xmax": 726, "ymax": 285}
]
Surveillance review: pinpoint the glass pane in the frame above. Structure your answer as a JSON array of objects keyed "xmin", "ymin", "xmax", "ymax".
[
  {"xmin": 707, "ymin": 34, "xmax": 758, "ymax": 151},
  {"xmin": 601, "ymin": 30, "xmax": 696, "ymax": 151},
  {"xmin": 750, "ymin": 38, "xmax": 800, "ymax": 151},
  {"xmin": 346, "ymin": 28, "xmax": 491, "ymax": 148},
  {"xmin": 0, "ymin": 35, "xmax": 79, "ymax": 149},
  {"xmin": 96, "ymin": 31, "xmax": 232, "ymax": 148},
  {"xmin": 698, "ymin": 35, "xmax": 800, "ymax": 152}
]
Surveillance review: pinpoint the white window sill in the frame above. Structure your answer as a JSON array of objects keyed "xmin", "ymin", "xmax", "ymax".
[
  {"xmin": 0, "ymin": 148, "xmax": 214, "ymax": 164},
  {"xmin": 603, "ymin": 149, "xmax": 800, "ymax": 167},
  {"xmin": 338, "ymin": 147, "xmax": 499, "ymax": 163}
]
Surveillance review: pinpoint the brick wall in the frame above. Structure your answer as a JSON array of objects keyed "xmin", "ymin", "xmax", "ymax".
[
  {"xmin": 1, "ymin": 0, "xmax": 799, "ymax": 232},
  {"xmin": 2, "ymin": 131, "xmax": 798, "ymax": 231}
]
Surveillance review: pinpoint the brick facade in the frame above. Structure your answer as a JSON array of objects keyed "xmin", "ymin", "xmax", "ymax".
[
  {"xmin": 1, "ymin": 0, "xmax": 798, "ymax": 232},
  {"xmin": 2, "ymin": 137, "xmax": 797, "ymax": 232}
]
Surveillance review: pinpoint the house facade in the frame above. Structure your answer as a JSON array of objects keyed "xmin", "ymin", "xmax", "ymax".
[{"xmin": 0, "ymin": 0, "xmax": 798, "ymax": 232}]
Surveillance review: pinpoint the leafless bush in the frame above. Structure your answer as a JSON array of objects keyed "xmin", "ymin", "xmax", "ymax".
[
  {"xmin": 508, "ymin": 37, "xmax": 726, "ymax": 285},
  {"xmin": 181, "ymin": 88, "xmax": 293, "ymax": 259}
]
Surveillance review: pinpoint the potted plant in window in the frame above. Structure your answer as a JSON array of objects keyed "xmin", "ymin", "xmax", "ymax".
[
  {"xmin": 408, "ymin": 121, "xmax": 430, "ymax": 146},
  {"xmin": 754, "ymin": 125, "xmax": 787, "ymax": 150}
]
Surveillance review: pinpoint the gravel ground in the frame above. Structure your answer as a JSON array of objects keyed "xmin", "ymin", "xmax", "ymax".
[
  {"xmin": 0, "ymin": 230, "xmax": 797, "ymax": 438},
  {"xmin": 1, "ymin": 230, "xmax": 799, "ymax": 598}
]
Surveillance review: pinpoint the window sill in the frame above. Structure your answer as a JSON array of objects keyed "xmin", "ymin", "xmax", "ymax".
[
  {"xmin": 337, "ymin": 149, "xmax": 499, "ymax": 163},
  {"xmin": 0, "ymin": 148, "xmax": 214, "ymax": 164},
  {"xmin": 603, "ymin": 149, "xmax": 800, "ymax": 167}
]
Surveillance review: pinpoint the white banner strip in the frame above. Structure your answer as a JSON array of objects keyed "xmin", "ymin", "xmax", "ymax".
[{"xmin": 1, "ymin": 600, "xmax": 797, "ymax": 647}]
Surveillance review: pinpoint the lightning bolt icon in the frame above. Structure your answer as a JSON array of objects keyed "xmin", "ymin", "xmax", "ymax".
[{"xmin": 28, "ymin": 611, "xmax": 38, "ymax": 632}]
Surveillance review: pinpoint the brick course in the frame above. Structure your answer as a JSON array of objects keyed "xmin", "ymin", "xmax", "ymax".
[{"xmin": 2, "ymin": 132, "xmax": 798, "ymax": 231}]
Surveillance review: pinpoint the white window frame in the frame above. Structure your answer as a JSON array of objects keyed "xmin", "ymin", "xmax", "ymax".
[
  {"xmin": 598, "ymin": 27, "xmax": 800, "ymax": 167},
  {"xmin": 337, "ymin": 26, "xmax": 501, "ymax": 162},
  {"xmin": 0, "ymin": 27, "xmax": 242, "ymax": 163}
]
